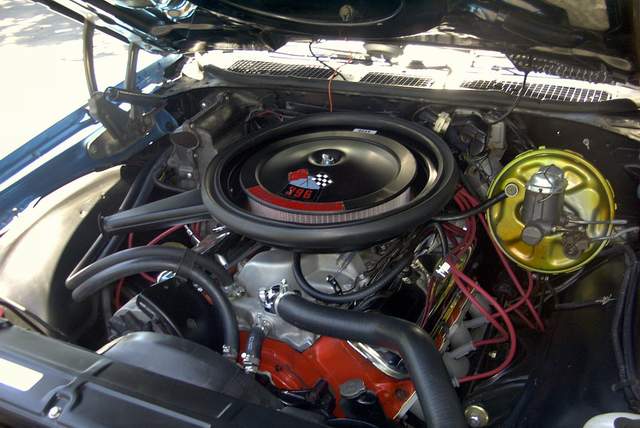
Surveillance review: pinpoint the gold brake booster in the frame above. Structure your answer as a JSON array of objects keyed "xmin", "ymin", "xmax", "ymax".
[{"xmin": 486, "ymin": 148, "xmax": 616, "ymax": 274}]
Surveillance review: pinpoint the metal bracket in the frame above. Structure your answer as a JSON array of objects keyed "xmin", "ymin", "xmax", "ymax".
[{"xmin": 83, "ymin": 22, "xmax": 172, "ymax": 158}]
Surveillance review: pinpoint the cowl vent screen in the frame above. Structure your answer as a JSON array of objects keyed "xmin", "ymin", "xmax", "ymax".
[
  {"xmin": 229, "ymin": 60, "xmax": 334, "ymax": 79},
  {"xmin": 460, "ymin": 79, "xmax": 611, "ymax": 103}
]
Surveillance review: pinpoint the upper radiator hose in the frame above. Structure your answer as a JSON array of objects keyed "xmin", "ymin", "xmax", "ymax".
[{"xmin": 275, "ymin": 293, "xmax": 465, "ymax": 428}]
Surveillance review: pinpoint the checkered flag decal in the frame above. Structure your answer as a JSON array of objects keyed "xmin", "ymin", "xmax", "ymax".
[{"xmin": 311, "ymin": 173, "xmax": 333, "ymax": 188}]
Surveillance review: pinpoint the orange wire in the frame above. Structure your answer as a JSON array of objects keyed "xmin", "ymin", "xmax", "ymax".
[
  {"xmin": 327, "ymin": 72, "xmax": 336, "ymax": 112},
  {"xmin": 326, "ymin": 55, "xmax": 352, "ymax": 112}
]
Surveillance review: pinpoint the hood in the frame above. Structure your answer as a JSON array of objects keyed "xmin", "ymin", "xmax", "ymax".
[{"xmin": 42, "ymin": 0, "xmax": 640, "ymax": 83}]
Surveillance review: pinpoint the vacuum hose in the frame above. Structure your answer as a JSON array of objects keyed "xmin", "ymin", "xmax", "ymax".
[
  {"xmin": 275, "ymin": 293, "xmax": 465, "ymax": 428},
  {"xmin": 432, "ymin": 191, "xmax": 507, "ymax": 222}
]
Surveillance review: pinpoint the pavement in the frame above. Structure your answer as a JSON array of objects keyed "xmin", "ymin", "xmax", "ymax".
[{"xmin": 0, "ymin": 0, "xmax": 155, "ymax": 159}]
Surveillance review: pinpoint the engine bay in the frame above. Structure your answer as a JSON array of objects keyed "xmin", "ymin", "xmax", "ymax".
[{"xmin": 1, "ymin": 84, "xmax": 639, "ymax": 428}]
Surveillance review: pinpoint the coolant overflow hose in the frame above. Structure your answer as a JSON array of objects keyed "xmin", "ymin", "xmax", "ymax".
[{"xmin": 275, "ymin": 293, "xmax": 465, "ymax": 428}]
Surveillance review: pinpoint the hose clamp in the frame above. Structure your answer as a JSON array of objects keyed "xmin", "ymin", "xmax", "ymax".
[
  {"xmin": 221, "ymin": 345, "xmax": 238, "ymax": 360},
  {"xmin": 241, "ymin": 353, "xmax": 260, "ymax": 373},
  {"xmin": 273, "ymin": 291, "xmax": 297, "ymax": 314},
  {"xmin": 259, "ymin": 279, "xmax": 293, "ymax": 313}
]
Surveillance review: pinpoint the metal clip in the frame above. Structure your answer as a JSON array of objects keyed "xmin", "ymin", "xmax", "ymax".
[
  {"xmin": 435, "ymin": 261, "xmax": 452, "ymax": 278},
  {"xmin": 258, "ymin": 280, "xmax": 289, "ymax": 313}
]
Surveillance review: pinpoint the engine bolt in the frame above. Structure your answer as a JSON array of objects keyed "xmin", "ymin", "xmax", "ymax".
[
  {"xmin": 464, "ymin": 404, "xmax": 489, "ymax": 427},
  {"xmin": 48, "ymin": 406, "xmax": 62, "ymax": 419},
  {"xmin": 394, "ymin": 388, "xmax": 408, "ymax": 400}
]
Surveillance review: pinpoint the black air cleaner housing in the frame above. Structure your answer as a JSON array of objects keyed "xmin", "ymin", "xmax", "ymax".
[
  {"xmin": 202, "ymin": 113, "xmax": 457, "ymax": 251},
  {"xmin": 241, "ymin": 130, "xmax": 418, "ymax": 224}
]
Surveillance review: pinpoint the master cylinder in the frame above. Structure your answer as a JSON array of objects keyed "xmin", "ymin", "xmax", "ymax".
[
  {"xmin": 520, "ymin": 165, "xmax": 567, "ymax": 246},
  {"xmin": 486, "ymin": 148, "xmax": 615, "ymax": 274}
]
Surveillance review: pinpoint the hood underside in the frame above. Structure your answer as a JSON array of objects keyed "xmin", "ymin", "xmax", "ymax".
[{"xmin": 39, "ymin": 0, "xmax": 640, "ymax": 83}]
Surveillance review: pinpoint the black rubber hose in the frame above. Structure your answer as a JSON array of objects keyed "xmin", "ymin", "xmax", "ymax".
[
  {"xmin": 101, "ymin": 149, "xmax": 165, "ymax": 320},
  {"xmin": 432, "ymin": 191, "xmax": 507, "ymax": 222},
  {"xmin": 70, "ymin": 155, "xmax": 162, "ymax": 325},
  {"xmin": 69, "ymin": 255, "xmax": 239, "ymax": 357},
  {"xmin": 622, "ymin": 251, "xmax": 640, "ymax": 400},
  {"xmin": 243, "ymin": 325, "xmax": 266, "ymax": 373},
  {"xmin": 66, "ymin": 246, "xmax": 233, "ymax": 290},
  {"xmin": 433, "ymin": 222, "xmax": 449, "ymax": 256},
  {"xmin": 611, "ymin": 245, "xmax": 639, "ymax": 403},
  {"xmin": 70, "ymin": 147, "xmax": 169, "ymax": 281},
  {"xmin": 68, "ymin": 158, "xmax": 155, "ymax": 279},
  {"xmin": 275, "ymin": 294, "xmax": 465, "ymax": 428},
  {"xmin": 292, "ymin": 252, "xmax": 410, "ymax": 304},
  {"xmin": 246, "ymin": 326, "xmax": 265, "ymax": 358},
  {"xmin": 70, "ymin": 234, "xmax": 108, "ymax": 279}
]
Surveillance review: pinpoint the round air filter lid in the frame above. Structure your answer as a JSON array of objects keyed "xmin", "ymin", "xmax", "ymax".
[
  {"xmin": 202, "ymin": 112, "xmax": 458, "ymax": 251},
  {"xmin": 240, "ymin": 131, "xmax": 417, "ymax": 222}
]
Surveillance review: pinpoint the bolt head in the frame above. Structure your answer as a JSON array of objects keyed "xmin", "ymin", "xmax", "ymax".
[
  {"xmin": 394, "ymin": 388, "xmax": 409, "ymax": 400},
  {"xmin": 48, "ymin": 406, "xmax": 62, "ymax": 419},
  {"xmin": 504, "ymin": 182, "xmax": 519, "ymax": 198},
  {"xmin": 339, "ymin": 378, "xmax": 366, "ymax": 399},
  {"xmin": 465, "ymin": 405, "xmax": 489, "ymax": 427}
]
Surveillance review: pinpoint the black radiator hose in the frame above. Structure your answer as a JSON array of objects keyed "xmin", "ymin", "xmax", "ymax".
[
  {"xmin": 275, "ymin": 293, "xmax": 465, "ymax": 428},
  {"xmin": 67, "ymin": 248, "xmax": 238, "ymax": 358},
  {"xmin": 66, "ymin": 246, "xmax": 233, "ymax": 290}
]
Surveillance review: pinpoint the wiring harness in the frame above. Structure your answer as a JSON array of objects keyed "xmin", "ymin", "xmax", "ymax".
[{"xmin": 431, "ymin": 187, "xmax": 544, "ymax": 384}]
